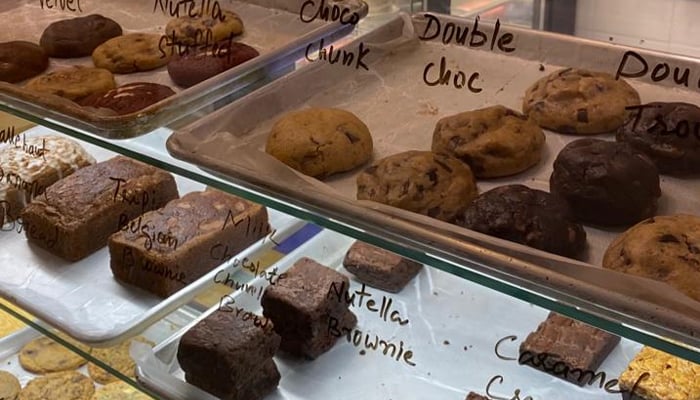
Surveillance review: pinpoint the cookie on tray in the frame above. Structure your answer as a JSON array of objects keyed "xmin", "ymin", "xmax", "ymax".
[
  {"xmin": 550, "ymin": 138, "xmax": 661, "ymax": 226},
  {"xmin": 0, "ymin": 41, "xmax": 49, "ymax": 83},
  {"xmin": 19, "ymin": 371, "xmax": 94, "ymax": 400},
  {"xmin": 266, "ymin": 107, "xmax": 373, "ymax": 178},
  {"xmin": 40, "ymin": 14, "xmax": 122, "ymax": 58},
  {"xmin": 92, "ymin": 34, "xmax": 170, "ymax": 74},
  {"xmin": 523, "ymin": 68, "xmax": 641, "ymax": 134},
  {"xmin": 0, "ymin": 370, "xmax": 20, "ymax": 400},
  {"xmin": 167, "ymin": 41, "xmax": 259, "ymax": 87},
  {"xmin": 19, "ymin": 336, "xmax": 90, "ymax": 374},
  {"xmin": 25, "ymin": 66, "xmax": 116, "ymax": 102},
  {"xmin": 91, "ymin": 381, "xmax": 151, "ymax": 400},
  {"xmin": 165, "ymin": 10, "xmax": 244, "ymax": 45},
  {"xmin": 459, "ymin": 184, "xmax": 587, "ymax": 258},
  {"xmin": 87, "ymin": 337, "xmax": 154, "ymax": 385},
  {"xmin": 80, "ymin": 82, "xmax": 175, "ymax": 115},
  {"xmin": 619, "ymin": 346, "xmax": 700, "ymax": 400},
  {"xmin": 357, "ymin": 150, "xmax": 478, "ymax": 222},
  {"xmin": 617, "ymin": 102, "xmax": 700, "ymax": 175},
  {"xmin": 603, "ymin": 214, "xmax": 700, "ymax": 303},
  {"xmin": 431, "ymin": 105, "xmax": 546, "ymax": 178}
]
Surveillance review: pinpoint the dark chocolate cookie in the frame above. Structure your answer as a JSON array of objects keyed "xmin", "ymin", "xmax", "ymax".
[
  {"xmin": 458, "ymin": 184, "xmax": 586, "ymax": 257},
  {"xmin": 167, "ymin": 41, "xmax": 259, "ymax": 88},
  {"xmin": 80, "ymin": 82, "xmax": 175, "ymax": 115},
  {"xmin": 550, "ymin": 139, "xmax": 661, "ymax": 226},
  {"xmin": 40, "ymin": 14, "xmax": 122, "ymax": 58},
  {"xmin": 0, "ymin": 41, "xmax": 49, "ymax": 83},
  {"xmin": 617, "ymin": 102, "xmax": 700, "ymax": 175}
]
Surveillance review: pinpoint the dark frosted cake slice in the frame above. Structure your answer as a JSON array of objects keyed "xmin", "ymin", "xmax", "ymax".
[{"xmin": 343, "ymin": 241, "xmax": 422, "ymax": 293}]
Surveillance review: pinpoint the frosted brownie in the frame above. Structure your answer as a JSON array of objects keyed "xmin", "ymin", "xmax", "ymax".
[
  {"xmin": 20, "ymin": 156, "xmax": 177, "ymax": 261},
  {"xmin": 619, "ymin": 346, "xmax": 700, "ymax": 400},
  {"xmin": 342, "ymin": 241, "xmax": 422, "ymax": 293},
  {"xmin": 109, "ymin": 190, "xmax": 269, "ymax": 297}
]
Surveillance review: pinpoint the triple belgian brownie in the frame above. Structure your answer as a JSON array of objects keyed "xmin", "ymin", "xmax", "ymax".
[
  {"xmin": 343, "ymin": 241, "xmax": 422, "ymax": 293},
  {"xmin": 519, "ymin": 313, "xmax": 620, "ymax": 386},
  {"xmin": 262, "ymin": 257, "xmax": 357, "ymax": 359},
  {"xmin": 109, "ymin": 190, "xmax": 269, "ymax": 297},
  {"xmin": 178, "ymin": 310, "xmax": 281, "ymax": 400},
  {"xmin": 619, "ymin": 346, "xmax": 700, "ymax": 400},
  {"xmin": 20, "ymin": 156, "xmax": 177, "ymax": 261}
]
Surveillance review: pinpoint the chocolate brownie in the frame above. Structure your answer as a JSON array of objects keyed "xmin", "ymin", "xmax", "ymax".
[
  {"xmin": 80, "ymin": 82, "xmax": 175, "ymax": 115},
  {"xmin": 519, "ymin": 313, "xmax": 620, "ymax": 386},
  {"xmin": 109, "ymin": 190, "xmax": 269, "ymax": 297},
  {"xmin": 342, "ymin": 241, "xmax": 422, "ymax": 292},
  {"xmin": 262, "ymin": 257, "xmax": 357, "ymax": 359},
  {"xmin": 20, "ymin": 156, "xmax": 178, "ymax": 261},
  {"xmin": 40, "ymin": 14, "xmax": 122, "ymax": 58},
  {"xmin": 466, "ymin": 393, "xmax": 490, "ymax": 400},
  {"xmin": 459, "ymin": 185, "xmax": 587, "ymax": 258},
  {"xmin": 617, "ymin": 102, "xmax": 700, "ymax": 175},
  {"xmin": 178, "ymin": 310, "xmax": 280, "ymax": 400},
  {"xmin": 550, "ymin": 139, "xmax": 661, "ymax": 226},
  {"xmin": 0, "ymin": 41, "xmax": 49, "ymax": 83},
  {"xmin": 167, "ymin": 41, "xmax": 259, "ymax": 88},
  {"xmin": 619, "ymin": 346, "xmax": 700, "ymax": 400}
]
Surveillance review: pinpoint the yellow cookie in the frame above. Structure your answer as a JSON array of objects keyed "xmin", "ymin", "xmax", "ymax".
[
  {"xmin": 0, "ymin": 370, "xmax": 20, "ymax": 400},
  {"xmin": 25, "ymin": 67, "xmax": 116, "ymax": 102},
  {"xmin": 166, "ymin": 10, "xmax": 244, "ymax": 45},
  {"xmin": 91, "ymin": 381, "xmax": 151, "ymax": 400},
  {"xmin": 19, "ymin": 336, "xmax": 90, "ymax": 374},
  {"xmin": 87, "ymin": 337, "xmax": 154, "ymax": 384},
  {"xmin": 19, "ymin": 371, "xmax": 94, "ymax": 400},
  {"xmin": 93, "ymin": 34, "xmax": 170, "ymax": 74}
]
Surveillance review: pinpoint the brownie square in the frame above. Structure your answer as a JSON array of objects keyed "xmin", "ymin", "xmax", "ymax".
[
  {"xmin": 519, "ymin": 313, "xmax": 620, "ymax": 386},
  {"xmin": 619, "ymin": 346, "xmax": 700, "ymax": 400},
  {"xmin": 342, "ymin": 241, "xmax": 423, "ymax": 293},
  {"xmin": 184, "ymin": 358, "xmax": 280, "ymax": 400},
  {"xmin": 262, "ymin": 257, "xmax": 357, "ymax": 359},
  {"xmin": 466, "ymin": 392, "xmax": 490, "ymax": 400}
]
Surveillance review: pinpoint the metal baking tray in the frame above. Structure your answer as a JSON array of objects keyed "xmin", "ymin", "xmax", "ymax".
[
  {"xmin": 166, "ymin": 13, "xmax": 700, "ymax": 349},
  {"xmin": 0, "ymin": 0, "xmax": 367, "ymax": 139},
  {"xmin": 0, "ymin": 125, "xmax": 305, "ymax": 346},
  {"xmin": 135, "ymin": 228, "xmax": 643, "ymax": 400}
]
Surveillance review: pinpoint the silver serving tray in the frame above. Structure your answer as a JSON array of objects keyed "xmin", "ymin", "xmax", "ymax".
[
  {"xmin": 0, "ymin": 0, "xmax": 367, "ymax": 139},
  {"xmin": 166, "ymin": 13, "xmax": 700, "ymax": 350}
]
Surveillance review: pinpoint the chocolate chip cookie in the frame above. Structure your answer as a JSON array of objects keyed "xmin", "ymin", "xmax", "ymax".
[
  {"xmin": 523, "ymin": 68, "xmax": 641, "ymax": 134},
  {"xmin": 92, "ymin": 33, "xmax": 170, "ymax": 74},
  {"xmin": 617, "ymin": 102, "xmax": 700, "ymax": 175},
  {"xmin": 166, "ymin": 10, "xmax": 244, "ymax": 46},
  {"xmin": 167, "ymin": 41, "xmax": 259, "ymax": 87},
  {"xmin": 87, "ymin": 337, "xmax": 153, "ymax": 385},
  {"xmin": 40, "ymin": 14, "xmax": 122, "ymax": 58},
  {"xmin": 0, "ymin": 41, "xmax": 49, "ymax": 83},
  {"xmin": 432, "ymin": 105, "xmax": 546, "ymax": 178},
  {"xmin": 0, "ymin": 370, "xmax": 20, "ymax": 400},
  {"xmin": 25, "ymin": 66, "xmax": 116, "ymax": 101},
  {"xmin": 80, "ymin": 82, "xmax": 175, "ymax": 115},
  {"xmin": 19, "ymin": 336, "xmax": 89, "ymax": 374},
  {"xmin": 266, "ymin": 107, "xmax": 373, "ymax": 178},
  {"xmin": 603, "ymin": 215, "xmax": 700, "ymax": 302},
  {"xmin": 357, "ymin": 151, "xmax": 478, "ymax": 222},
  {"xmin": 550, "ymin": 139, "xmax": 661, "ymax": 226},
  {"xmin": 458, "ymin": 184, "xmax": 587, "ymax": 258},
  {"xmin": 92, "ymin": 382, "xmax": 151, "ymax": 400},
  {"xmin": 19, "ymin": 371, "xmax": 94, "ymax": 400}
]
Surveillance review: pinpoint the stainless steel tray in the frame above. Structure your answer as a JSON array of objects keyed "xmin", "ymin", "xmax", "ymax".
[
  {"xmin": 135, "ymin": 228, "xmax": 643, "ymax": 400},
  {"xmin": 166, "ymin": 13, "xmax": 700, "ymax": 348},
  {"xmin": 0, "ymin": 0, "xmax": 367, "ymax": 139},
  {"xmin": 0, "ymin": 125, "xmax": 305, "ymax": 346}
]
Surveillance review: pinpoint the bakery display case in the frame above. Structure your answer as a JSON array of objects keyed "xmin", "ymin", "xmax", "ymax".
[{"xmin": 1, "ymin": 0, "xmax": 700, "ymax": 399}]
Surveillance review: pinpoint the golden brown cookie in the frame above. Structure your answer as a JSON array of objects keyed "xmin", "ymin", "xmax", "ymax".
[
  {"xmin": 19, "ymin": 371, "xmax": 94, "ymax": 400},
  {"xmin": 19, "ymin": 336, "xmax": 89, "ymax": 374},
  {"xmin": 87, "ymin": 337, "xmax": 153, "ymax": 384},
  {"xmin": 603, "ymin": 215, "xmax": 700, "ymax": 302},
  {"xmin": 432, "ymin": 105, "xmax": 546, "ymax": 178},
  {"xmin": 91, "ymin": 381, "xmax": 151, "ymax": 400},
  {"xmin": 24, "ymin": 67, "xmax": 116, "ymax": 102},
  {"xmin": 0, "ymin": 370, "xmax": 20, "ymax": 400},
  {"xmin": 523, "ymin": 68, "xmax": 641, "ymax": 134},
  {"xmin": 165, "ymin": 10, "xmax": 244, "ymax": 46},
  {"xmin": 92, "ymin": 34, "xmax": 170, "ymax": 74},
  {"xmin": 357, "ymin": 151, "xmax": 478, "ymax": 222},
  {"xmin": 266, "ymin": 107, "xmax": 373, "ymax": 178}
]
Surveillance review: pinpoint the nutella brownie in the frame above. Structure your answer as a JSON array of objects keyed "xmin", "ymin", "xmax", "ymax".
[
  {"xmin": 20, "ymin": 156, "xmax": 178, "ymax": 261},
  {"xmin": 178, "ymin": 310, "xmax": 281, "ymax": 400},
  {"xmin": 519, "ymin": 313, "xmax": 620, "ymax": 386},
  {"xmin": 109, "ymin": 190, "xmax": 269, "ymax": 297},
  {"xmin": 262, "ymin": 257, "xmax": 357, "ymax": 359},
  {"xmin": 342, "ymin": 241, "xmax": 422, "ymax": 293},
  {"xmin": 619, "ymin": 346, "xmax": 700, "ymax": 400}
]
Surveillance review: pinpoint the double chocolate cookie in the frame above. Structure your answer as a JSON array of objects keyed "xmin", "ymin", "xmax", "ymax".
[
  {"xmin": 357, "ymin": 151, "xmax": 478, "ymax": 222},
  {"xmin": 459, "ymin": 184, "xmax": 586, "ymax": 258},
  {"xmin": 80, "ymin": 82, "xmax": 175, "ymax": 115},
  {"xmin": 432, "ymin": 105, "xmax": 546, "ymax": 178},
  {"xmin": 617, "ymin": 102, "xmax": 700, "ymax": 175},
  {"xmin": 40, "ymin": 14, "xmax": 122, "ymax": 58},
  {"xmin": 167, "ymin": 42, "xmax": 259, "ymax": 87},
  {"xmin": 0, "ymin": 41, "xmax": 49, "ymax": 83},
  {"xmin": 550, "ymin": 139, "xmax": 660, "ymax": 226},
  {"xmin": 523, "ymin": 68, "xmax": 640, "ymax": 134}
]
